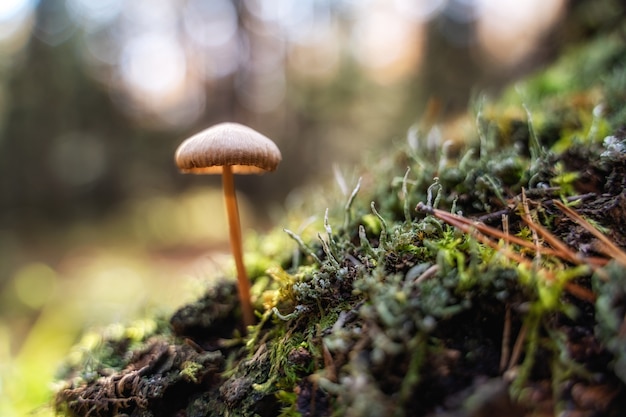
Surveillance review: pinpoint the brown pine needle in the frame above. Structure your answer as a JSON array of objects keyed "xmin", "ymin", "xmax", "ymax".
[
  {"xmin": 416, "ymin": 202, "xmax": 596, "ymax": 302},
  {"xmin": 520, "ymin": 216, "xmax": 581, "ymax": 266},
  {"xmin": 520, "ymin": 189, "xmax": 542, "ymax": 264},
  {"xmin": 500, "ymin": 305, "xmax": 512, "ymax": 372},
  {"xmin": 564, "ymin": 282, "xmax": 596, "ymax": 303},
  {"xmin": 553, "ymin": 200, "xmax": 626, "ymax": 267},
  {"xmin": 422, "ymin": 207, "xmax": 530, "ymax": 265},
  {"xmin": 508, "ymin": 321, "xmax": 528, "ymax": 371},
  {"xmin": 418, "ymin": 203, "xmax": 564, "ymax": 259}
]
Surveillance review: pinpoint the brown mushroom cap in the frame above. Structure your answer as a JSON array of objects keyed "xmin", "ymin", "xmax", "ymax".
[{"xmin": 175, "ymin": 122, "xmax": 282, "ymax": 174}]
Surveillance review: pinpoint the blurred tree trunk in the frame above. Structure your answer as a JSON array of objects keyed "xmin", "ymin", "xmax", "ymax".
[{"xmin": 0, "ymin": 0, "xmax": 130, "ymax": 231}]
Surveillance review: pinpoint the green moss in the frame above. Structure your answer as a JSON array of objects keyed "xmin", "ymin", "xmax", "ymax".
[
  {"xmin": 54, "ymin": 29, "xmax": 626, "ymax": 417},
  {"xmin": 594, "ymin": 261, "xmax": 626, "ymax": 384}
]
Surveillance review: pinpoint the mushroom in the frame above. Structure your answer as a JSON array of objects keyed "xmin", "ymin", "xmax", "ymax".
[{"xmin": 175, "ymin": 122, "xmax": 282, "ymax": 328}]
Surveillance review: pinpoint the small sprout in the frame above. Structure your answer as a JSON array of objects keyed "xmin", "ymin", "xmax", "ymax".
[
  {"xmin": 344, "ymin": 177, "xmax": 362, "ymax": 230},
  {"xmin": 175, "ymin": 122, "xmax": 282, "ymax": 329},
  {"xmin": 324, "ymin": 208, "xmax": 340, "ymax": 258},
  {"xmin": 426, "ymin": 177, "xmax": 442, "ymax": 208},
  {"xmin": 475, "ymin": 174, "xmax": 506, "ymax": 207},
  {"xmin": 586, "ymin": 104, "xmax": 606, "ymax": 143},
  {"xmin": 272, "ymin": 305, "xmax": 308, "ymax": 321},
  {"xmin": 284, "ymin": 228, "xmax": 322, "ymax": 266},
  {"xmin": 370, "ymin": 202, "xmax": 388, "ymax": 247},
  {"xmin": 402, "ymin": 167, "xmax": 412, "ymax": 222},
  {"xmin": 458, "ymin": 148, "xmax": 476, "ymax": 172},
  {"xmin": 318, "ymin": 232, "xmax": 340, "ymax": 269},
  {"xmin": 450, "ymin": 195, "xmax": 460, "ymax": 216},
  {"xmin": 358, "ymin": 225, "xmax": 376, "ymax": 257}
]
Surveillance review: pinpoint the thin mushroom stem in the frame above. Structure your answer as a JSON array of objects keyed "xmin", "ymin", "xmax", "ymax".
[{"xmin": 222, "ymin": 165, "xmax": 255, "ymax": 328}]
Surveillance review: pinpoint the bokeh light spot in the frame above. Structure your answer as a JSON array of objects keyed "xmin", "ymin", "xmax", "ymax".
[
  {"xmin": 65, "ymin": 0, "xmax": 123, "ymax": 29},
  {"xmin": 183, "ymin": 0, "xmax": 237, "ymax": 49},
  {"xmin": 351, "ymin": 3, "xmax": 423, "ymax": 82},
  {"xmin": 120, "ymin": 32, "xmax": 186, "ymax": 98},
  {"xmin": 0, "ymin": 0, "xmax": 34, "ymax": 49},
  {"xmin": 13, "ymin": 262, "xmax": 58, "ymax": 310},
  {"xmin": 0, "ymin": 0, "xmax": 33, "ymax": 22},
  {"xmin": 122, "ymin": 0, "xmax": 177, "ymax": 32},
  {"xmin": 476, "ymin": 0, "xmax": 566, "ymax": 66}
]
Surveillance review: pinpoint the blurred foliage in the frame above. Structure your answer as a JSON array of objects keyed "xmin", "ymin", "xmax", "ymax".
[{"xmin": 0, "ymin": 0, "xmax": 621, "ymax": 233}]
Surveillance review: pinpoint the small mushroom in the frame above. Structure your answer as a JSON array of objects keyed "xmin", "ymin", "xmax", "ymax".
[{"xmin": 175, "ymin": 122, "xmax": 282, "ymax": 328}]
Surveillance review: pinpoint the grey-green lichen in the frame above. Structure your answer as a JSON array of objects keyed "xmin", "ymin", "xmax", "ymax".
[{"xmin": 55, "ymin": 28, "xmax": 626, "ymax": 417}]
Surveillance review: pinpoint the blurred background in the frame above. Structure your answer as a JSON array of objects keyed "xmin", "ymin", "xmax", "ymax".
[{"xmin": 0, "ymin": 0, "xmax": 622, "ymax": 415}]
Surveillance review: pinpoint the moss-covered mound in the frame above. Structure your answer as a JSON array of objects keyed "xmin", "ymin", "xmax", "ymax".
[{"xmin": 54, "ymin": 30, "xmax": 626, "ymax": 417}]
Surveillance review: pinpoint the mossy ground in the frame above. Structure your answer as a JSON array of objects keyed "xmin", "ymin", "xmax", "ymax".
[{"xmin": 54, "ymin": 29, "xmax": 626, "ymax": 417}]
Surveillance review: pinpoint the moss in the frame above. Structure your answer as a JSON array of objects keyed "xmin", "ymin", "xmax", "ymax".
[
  {"xmin": 594, "ymin": 261, "xmax": 626, "ymax": 384},
  {"xmin": 54, "ymin": 29, "xmax": 626, "ymax": 417}
]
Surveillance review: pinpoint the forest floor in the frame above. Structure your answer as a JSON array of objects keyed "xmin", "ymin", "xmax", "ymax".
[{"xmin": 53, "ymin": 29, "xmax": 626, "ymax": 417}]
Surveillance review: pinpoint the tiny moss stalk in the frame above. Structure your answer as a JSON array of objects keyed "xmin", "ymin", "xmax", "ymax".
[{"xmin": 222, "ymin": 165, "xmax": 255, "ymax": 328}]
